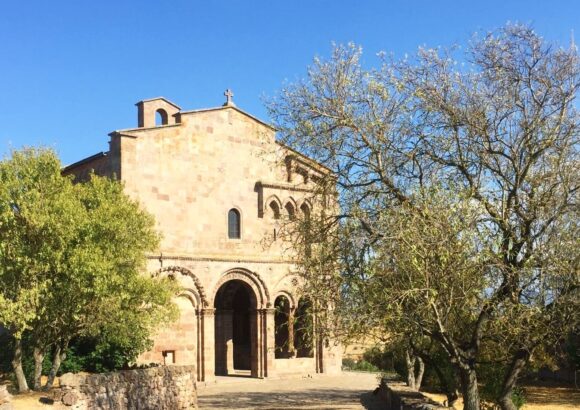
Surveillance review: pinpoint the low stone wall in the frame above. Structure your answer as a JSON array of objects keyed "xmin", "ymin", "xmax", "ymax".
[
  {"xmin": 0, "ymin": 385, "xmax": 13, "ymax": 410},
  {"xmin": 53, "ymin": 365, "xmax": 197, "ymax": 410},
  {"xmin": 378, "ymin": 379, "xmax": 447, "ymax": 410}
]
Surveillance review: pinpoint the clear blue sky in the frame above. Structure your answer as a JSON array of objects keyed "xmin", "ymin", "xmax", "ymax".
[{"xmin": 1, "ymin": 0, "xmax": 578, "ymax": 165}]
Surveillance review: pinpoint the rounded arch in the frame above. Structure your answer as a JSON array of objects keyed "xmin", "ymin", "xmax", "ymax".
[
  {"xmin": 214, "ymin": 280, "xmax": 257, "ymax": 309},
  {"xmin": 178, "ymin": 288, "xmax": 203, "ymax": 309},
  {"xmin": 227, "ymin": 207, "xmax": 242, "ymax": 239},
  {"xmin": 273, "ymin": 290, "xmax": 296, "ymax": 310},
  {"xmin": 153, "ymin": 266, "xmax": 209, "ymax": 308},
  {"xmin": 155, "ymin": 108, "xmax": 168, "ymax": 126},
  {"xmin": 211, "ymin": 268, "xmax": 271, "ymax": 308}
]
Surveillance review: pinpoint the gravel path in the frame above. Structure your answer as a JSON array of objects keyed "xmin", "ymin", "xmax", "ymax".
[{"xmin": 197, "ymin": 372, "xmax": 384, "ymax": 409}]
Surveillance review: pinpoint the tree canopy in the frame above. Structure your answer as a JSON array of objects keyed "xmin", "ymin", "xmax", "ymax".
[
  {"xmin": 0, "ymin": 148, "xmax": 178, "ymax": 392},
  {"xmin": 269, "ymin": 24, "xmax": 580, "ymax": 410}
]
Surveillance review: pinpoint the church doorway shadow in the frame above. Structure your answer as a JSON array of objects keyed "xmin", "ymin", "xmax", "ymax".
[{"xmin": 214, "ymin": 279, "xmax": 259, "ymax": 377}]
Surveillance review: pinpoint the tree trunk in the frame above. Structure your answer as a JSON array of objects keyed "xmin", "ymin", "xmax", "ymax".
[
  {"xmin": 459, "ymin": 367, "xmax": 480, "ymax": 410},
  {"xmin": 44, "ymin": 342, "xmax": 67, "ymax": 389},
  {"xmin": 427, "ymin": 356, "xmax": 459, "ymax": 408},
  {"xmin": 414, "ymin": 356, "xmax": 425, "ymax": 391},
  {"xmin": 498, "ymin": 349, "xmax": 529, "ymax": 410},
  {"xmin": 405, "ymin": 349, "xmax": 416, "ymax": 389},
  {"xmin": 33, "ymin": 347, "xmax": 45, "ymax": 390},
  {"xmin": 11, "ymin": 338, "xmax": 29, "ymax": 392}
]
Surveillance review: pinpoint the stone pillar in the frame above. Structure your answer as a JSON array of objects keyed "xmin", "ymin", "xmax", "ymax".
[
  {"xmin": 288, "ymin": 307, "xmax": 296, "ymax": 357},
  {"xmin": 250, "ymin": 309, "xmax": 261, "ymax": 378},
  {"xmin": 264, "ymin": 308, "xmax": 276, "ymax": 377},
  {"xmin": 196, "ymin": 309, "xmax": 203, "ymax": 381},
  {"xmin": 201, "ymin": 308, "xmax": 215, "ymax": 382}
]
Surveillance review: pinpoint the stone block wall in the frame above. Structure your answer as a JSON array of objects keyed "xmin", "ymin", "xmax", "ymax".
[
  {"xmin": 53, "ymin": 365, "xmax": 197, "ymax": 410},
  {"xmin": 378, "ymin": 379, "xmax": 447, "ymax": 410}
]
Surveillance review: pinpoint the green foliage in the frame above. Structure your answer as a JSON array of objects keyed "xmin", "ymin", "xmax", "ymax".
[
  {"xmin": 60, "ymin": 335, "xmax": 153, "ymax": 374},
  {"xmin": 342, "ymin": 358, "xmax": 380, "ymax": 372},
  {"xmin": 362, "ymin": 346, "xmax": 395, "ymax": 372},
  {"xmin": 565, "ymin": 332, "xmax": 580, "ymax": 370},
  {"xmin": 0, "ymin": 148, "xmax": 178, "ymax": 389},
  {"xmin": 480, "ymin": 363, "xmax": 527, "ymax": 409},
  {"xmin": 0, "ymin": 333, "xmax": 14, "ymax": 375},
  {"xmin": 341, "ymin": 358, "xmax": 355, "ymax": 369}
]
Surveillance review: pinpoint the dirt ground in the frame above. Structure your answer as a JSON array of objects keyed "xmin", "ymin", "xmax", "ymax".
[
  {"xmin": 423, "ymin": 383, "xmax": 580, "ymax": 410},
  {"xmin": 7, "ymin": 373, "xmax": 580, "ymax": 410}
]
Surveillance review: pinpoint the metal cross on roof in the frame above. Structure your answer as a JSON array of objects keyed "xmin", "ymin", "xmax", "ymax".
[{"xmin": 223, "ymin": 89, "xmax": 235, "ymax": 106}]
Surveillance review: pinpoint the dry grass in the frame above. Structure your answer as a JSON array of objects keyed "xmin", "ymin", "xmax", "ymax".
[
  {"xmin": 11, "ymin": 391, "xmax": 55, "ymax": 410},
  {"xmin": 6, "ymin": 376, "xmax": 60, "ymax": 410},
  {"xmin": 423, "ymin": 383, "xmax": 580, "ymax": 410}
]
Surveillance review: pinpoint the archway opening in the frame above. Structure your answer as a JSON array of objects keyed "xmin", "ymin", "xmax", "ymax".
[
  {"xmin": 155, "ymin": 109, "xmax": 168, "ymax": 126},
  {"xmin": 269, "ymin": 201, "xmax": 281, "ymax": 219},
  {"xmin": 274, "ymin": 295, "xmax": 292, "ymax": 358},
  {"xmin": 214, "ymin": 280, "xmax": 257, "ymax": 376},
  {"xmin": 295, "ymin": 298, "xmax": 314, "ymax": 358}
]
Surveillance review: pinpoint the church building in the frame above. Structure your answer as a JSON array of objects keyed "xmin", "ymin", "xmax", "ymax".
[{"xmin": 63, "ymin": 92, "xmax": 342, "ymax": 382}]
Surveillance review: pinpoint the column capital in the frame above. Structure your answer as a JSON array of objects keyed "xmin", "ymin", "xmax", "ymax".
[{"xmin": 201, "ymin": 308, "xmax": 216, "ymax": 316}]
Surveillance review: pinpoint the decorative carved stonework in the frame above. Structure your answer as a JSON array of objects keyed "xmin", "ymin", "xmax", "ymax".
[{"xmin": 154, "ymin": 266, "xmax": 209, "ymax": 308}]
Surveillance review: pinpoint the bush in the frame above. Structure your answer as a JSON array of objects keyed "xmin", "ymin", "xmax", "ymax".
[
  {"xmin": 363, "ymin": 346, "xmax": 395, "ymax": 372},
  {"xmin": 342, "ymin": 358, "xmax": 380, "ymax": 372},
  {"xmin": 0, "ymin": 331, "xmax": 150, "ymax": 385},
  {"xmin": 342, "ymin": 358, "xmax": 356, "ymax": 369},
  {"xmin": 480, "ymin": 363, "xmax": 526, "ymax": 409}
]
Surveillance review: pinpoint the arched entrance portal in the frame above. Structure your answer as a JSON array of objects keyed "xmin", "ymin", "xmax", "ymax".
[{"xmin": 214, "ymin": 280, "xmax": 258, "ymax": 377}]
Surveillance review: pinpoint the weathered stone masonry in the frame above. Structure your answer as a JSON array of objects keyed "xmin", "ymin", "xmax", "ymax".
[
  {"xmin": 53, "ymin": 365, "xmax": 197, "ymax": 410},
  {"xmin": 63, "ymin": 94, "xmax": 342, "ymax": 383}
]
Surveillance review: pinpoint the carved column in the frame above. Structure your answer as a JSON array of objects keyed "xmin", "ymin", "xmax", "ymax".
[
  {"xmin": 288, "ymin": 307, "xmax": 296, "ymax": 357},
  {"xmin": 196, "ymin": 309, "xmax": 203, "ymax": 381},
  {"xmin": 264, "ymin": 308, "xmax": 276, "ymax": 377}
]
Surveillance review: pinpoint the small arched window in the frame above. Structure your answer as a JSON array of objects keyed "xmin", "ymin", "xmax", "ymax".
[
  {"xmin": 285, "ymin": 203, "xmax": 296, "ymax": 220},
  {"xmin": 228, "ymin": 208, "xmax": 241, "ymax": 239},
  {"xmin": 300, "ymin": 203, "xmax": 310, "ymax": 220},
  {"xmin": 269, "ymin": 201, "xmax": 281, "ymax": 220},
  {"xmin": 156, "ymin": 109, "xmax": 168, "ymax": 126}
]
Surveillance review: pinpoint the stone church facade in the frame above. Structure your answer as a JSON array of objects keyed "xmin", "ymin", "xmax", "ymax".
[{"xmin": 64, "ymin": 94, "xmax": 342, "ymax": 382}]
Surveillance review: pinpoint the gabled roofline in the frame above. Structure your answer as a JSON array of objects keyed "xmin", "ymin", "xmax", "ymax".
[
  {"xmin": 179, "ymin": 105, "xmax": 276, "ymax": 131},
  {"xmin": 135, "ymin": 97, "xmax": 181, "ymax": 110},
  {"xmin": 62, "ymin": 151, "xmax": 108, "ymax": 172},
  {"xmin": 108, "ymin": 123, "xmax": 181, "ymax": 136}
]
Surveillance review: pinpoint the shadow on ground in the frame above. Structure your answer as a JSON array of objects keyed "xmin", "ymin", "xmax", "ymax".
[{"xmin": 199, "ymin": 387, "xmax": 384, "ymax": 409}]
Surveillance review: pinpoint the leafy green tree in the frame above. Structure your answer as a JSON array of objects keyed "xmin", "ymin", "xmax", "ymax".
[{"xmin": 0, "ymin": 148, "xmax": 178, "ymax": 392}]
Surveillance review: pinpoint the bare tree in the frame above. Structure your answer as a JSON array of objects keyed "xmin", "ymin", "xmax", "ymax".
[{"xmin": 269, "ymin": 24, "xmax": 579, "ymax": 410}]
